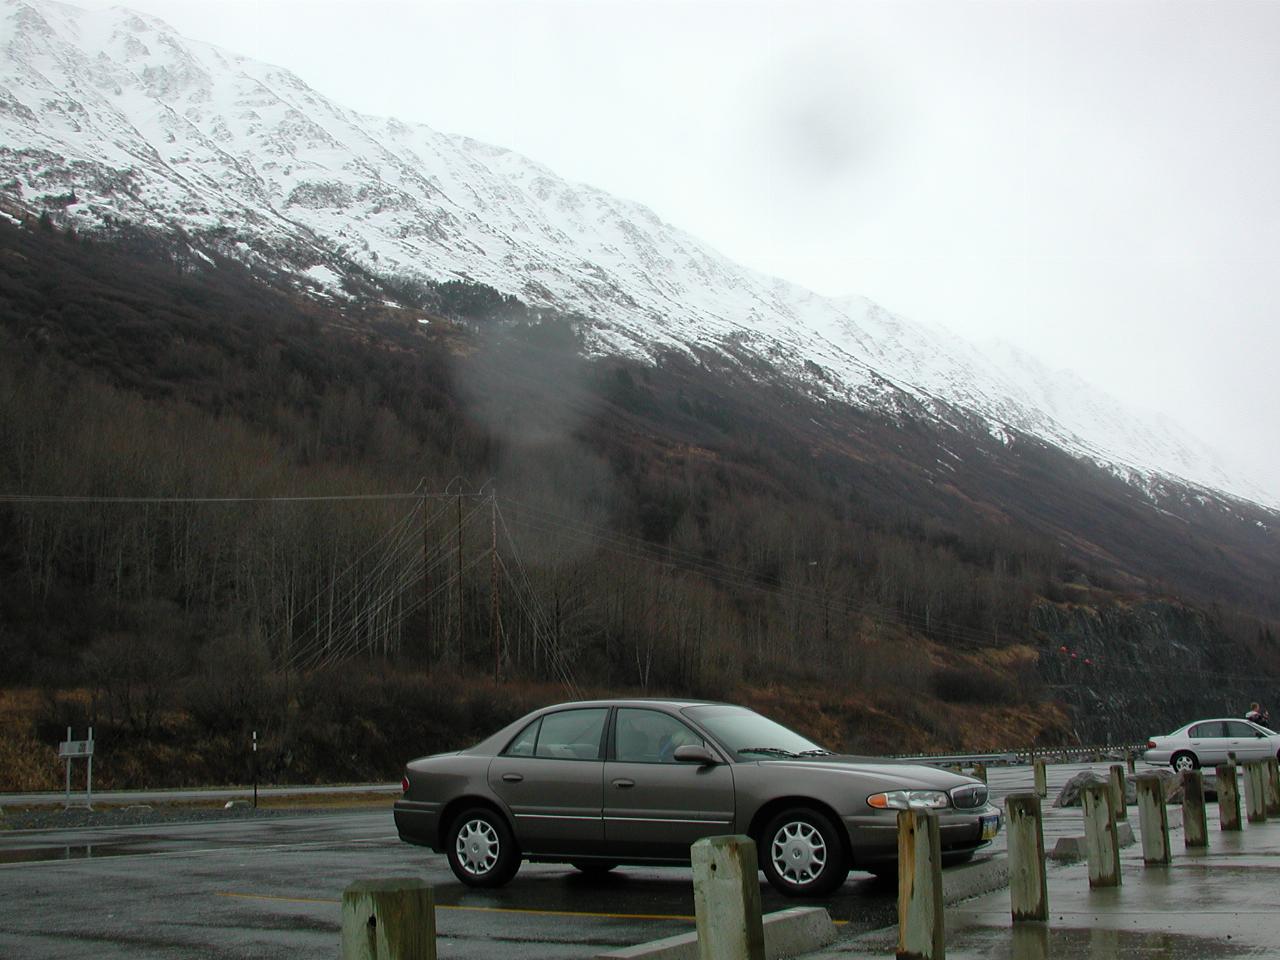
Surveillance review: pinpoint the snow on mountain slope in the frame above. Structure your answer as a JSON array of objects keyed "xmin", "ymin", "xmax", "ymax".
[{"xmin": 0, "ymin": 0, "xmax": 1271, "ymax": 509}]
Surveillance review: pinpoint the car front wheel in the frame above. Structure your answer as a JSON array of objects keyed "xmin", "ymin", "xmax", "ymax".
[
  {"xmin": 446, "ymin": 807, "xmax": 521, "ymax": 888},
  {"xmin": 758, "ymin": 807, "xmax": 849, "ymax": 897},
  {"xmin": 1170, "ymin": 751, "xmax": 1199, "ymax": 773}
]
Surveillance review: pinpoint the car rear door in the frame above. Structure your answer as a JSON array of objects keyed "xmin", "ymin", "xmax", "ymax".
[
  {"xmin": 1224, "ymin": 720, "xmax": 1270, "ymax": 761},
  {"xmin": 602, "ymin": 707, "xmax": 735, "ymax": 860},
  {"xmin": 488, "ymin": 707, "xmax": 607, "ymax": 857}
]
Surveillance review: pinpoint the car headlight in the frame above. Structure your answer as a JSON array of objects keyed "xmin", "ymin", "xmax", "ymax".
[{"xmin": 867, "ymin": 790, "xmax": 951, "ymax": 810}]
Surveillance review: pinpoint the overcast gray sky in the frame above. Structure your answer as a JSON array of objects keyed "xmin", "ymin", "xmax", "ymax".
[{"xmin": 77, "ymin": 0, "xmax": 1280, "ymax": 497}]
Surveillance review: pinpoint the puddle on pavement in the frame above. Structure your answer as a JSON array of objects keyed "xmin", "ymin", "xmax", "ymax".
[
  {"xmin": 965, "ymin": 925, "xmax": 1260, "ymax": 959},
  {"xmin": 0, "ymin": 843, "xmax": 147, "ymax": 864}
]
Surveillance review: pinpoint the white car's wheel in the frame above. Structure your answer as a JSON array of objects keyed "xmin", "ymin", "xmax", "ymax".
[{"xmin": 1170, "ymin": 751, "xmax": 1198, "ymax": 773}]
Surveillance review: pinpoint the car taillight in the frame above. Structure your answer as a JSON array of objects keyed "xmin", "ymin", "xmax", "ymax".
[
  {"xmin": 401, "ymin": 776, "xmax": 409, "ymax": 793},
  {"xmin": 1147, "ymin": 740, "xmax": 1157, "ymax": 749}
]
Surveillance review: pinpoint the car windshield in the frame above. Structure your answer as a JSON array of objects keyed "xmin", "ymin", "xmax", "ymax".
[{"xmin": 684, "ymin": 705, "xmax": 826, "ymax": 759}]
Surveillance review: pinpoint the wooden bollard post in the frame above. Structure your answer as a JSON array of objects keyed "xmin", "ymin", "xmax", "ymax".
[
  {"xmin": 1033, "ymin": 758, "xmax": 1047, "ymax": 799},
  {"xmin": 1126, "ymin": 751, "xmax": 1136, "ymax": 775},
  {"xmin": 1108, "ymin": 765, "xmax": 1127, "ymax": 821},
  {"xmin": 1244, "ymin": 761, "xmax": 1268, "ymax": 823},
  {"xmin": 1181, "ymin": 770, "xmax": 1208, "ymax": 849},
  {"xmin": 1135, "ymin": 775, "xmax": 1170, "ymax": 866},
  {"xmin": 1082, "ymin": 781, "xmax": 1121, "ymax": 887},
  {"xmin": 691, "ymin": 835, "xmax": 765, "ymax": 960},
  {"xmin": 1006, "ymin": 793, "xmax": 1048, "ymax": 922},
  {"xmin": 341, "ymin": 878, "xmax": 436, "ymax": 960},
  {"xmin": 1216, "ymin": 763, "xmax": 1242, "ymax": 831},
  {"xmin": 897, "ymin": 808, "xmax": 944, "ymax": 960},
  {"xmin": 972, "ymin": 761, "xmax": 988, "ymax": 784},
  {"xmin": 1265, "ymin": 759, "xmax": 1280, "ymax": 817}
]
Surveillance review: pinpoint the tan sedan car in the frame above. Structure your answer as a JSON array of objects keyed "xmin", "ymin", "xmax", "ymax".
[{"xmin": 394, "ymin": 698, "xmax": 1001, "ymax": 896}]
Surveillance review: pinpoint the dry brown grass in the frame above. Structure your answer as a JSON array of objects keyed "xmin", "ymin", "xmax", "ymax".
[
  {"xmin": 253, "ymin": 791, "xmax": 396, "ymax": 810},
  {"xmin": 0, "ymin": 689, "xmax": 62, "ymax": 790}
]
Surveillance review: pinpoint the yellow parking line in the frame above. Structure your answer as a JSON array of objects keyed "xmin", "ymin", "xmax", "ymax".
[
  {"xmin": 219, "ymin": 892, "xmax": 337, "ymax": 905},
  {"xmin": 216, "ymin": 891, "xmax": 695, "ymax": 921}
]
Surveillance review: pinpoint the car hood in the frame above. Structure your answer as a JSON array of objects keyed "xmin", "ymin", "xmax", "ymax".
[{"xmin": 748, "ymin": 755, "xmax": 979, "ymax": 790}]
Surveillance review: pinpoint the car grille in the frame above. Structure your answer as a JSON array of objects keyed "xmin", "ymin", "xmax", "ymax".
[{"xmin": 950, "ymin": 784, "xmax": 988, "ymax": 808}]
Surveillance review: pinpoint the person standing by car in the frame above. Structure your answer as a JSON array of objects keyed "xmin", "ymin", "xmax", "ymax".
[{"xmin": 1246, "ymin": 702, "xmax": 1271, "ymax": 727}]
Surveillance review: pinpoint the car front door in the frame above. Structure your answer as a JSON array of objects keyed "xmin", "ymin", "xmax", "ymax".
[
  {"xmin": 602, "ymin": 708, "xmax": 735, "ymax": 860},
  {"xmin": 488, "ymin": 707, "xmax": 608, "ymax": 857}
]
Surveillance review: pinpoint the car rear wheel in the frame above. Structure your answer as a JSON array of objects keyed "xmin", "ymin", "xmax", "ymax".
[
  {"xmin": 758, "ymin": 807, "xmax": 849, "ymax": 897},
  {"xmin": 446, "ymin": 807, "xmax": 521, "ymax": 888},
  {"xmin": 1170, "ymin": 751, "xmax": 1199, "ymax": 773}
]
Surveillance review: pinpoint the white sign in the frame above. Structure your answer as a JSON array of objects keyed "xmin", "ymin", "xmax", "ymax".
[{"xmin": 59, "ymin": 739, "xmax": 93, "ymax": 758}]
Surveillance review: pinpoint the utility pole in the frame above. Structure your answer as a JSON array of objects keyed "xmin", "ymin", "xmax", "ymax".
[
  {"xmin": 456, "ymin": 493, "xmax": 464, "ymax": 665},
  {"xmin": 422, "ymin": 494, "xmax": 431, "ymax": 669},
  {"xmin": 491, "ymin": 492, "xmax": 501, "ymax": 681}
]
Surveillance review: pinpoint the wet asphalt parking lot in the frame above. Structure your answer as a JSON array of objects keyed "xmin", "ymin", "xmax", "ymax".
[{"xmin": 0, "ymin": 762, "xmax": 1120, "ymax": 959}]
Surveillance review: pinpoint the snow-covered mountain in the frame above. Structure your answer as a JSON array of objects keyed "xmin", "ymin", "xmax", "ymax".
[{"xmin": 1, "ymin": 0, "xmax": 1271, "ymax": 509}]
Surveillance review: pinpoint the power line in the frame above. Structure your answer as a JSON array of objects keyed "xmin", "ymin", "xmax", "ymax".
[{"xmin": 0, "ymin": 492, "xmax": 484, "ymax": 504}]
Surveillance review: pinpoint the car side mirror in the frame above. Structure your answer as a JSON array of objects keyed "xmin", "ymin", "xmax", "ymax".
[{"xmin": 673, "ymin": 744, "xmax": 717, "ymax": 765}]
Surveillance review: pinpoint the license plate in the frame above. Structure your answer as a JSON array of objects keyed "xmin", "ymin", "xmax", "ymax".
[{"xmin": 980, "ymin": 814, "xmax": 1000, "ymax": 840}]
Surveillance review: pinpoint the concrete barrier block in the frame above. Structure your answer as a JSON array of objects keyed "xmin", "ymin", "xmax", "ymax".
[{"xmin": 1049, "ymin": 820, "xmax": 1135, "ymax": 862}]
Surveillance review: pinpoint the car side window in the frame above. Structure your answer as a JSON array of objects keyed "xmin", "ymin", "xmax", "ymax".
[
  {"xmin": 1225, "ymin": 721, "xmax": 1257, "ymax": 738},
  {"xmin": 1190, "ymin": 722, "xmax": 1226, "ymax": 738},
  {"xmin": 614, "ymin": 708, "xmax": 704, "ymax": 763},
  {"xmin": 533, "ymin": 708, "xmax": 608, "ymax": 760},
  {"xmin": 504, "ymin": 718, "xmax": 541, "ymax": 757}
]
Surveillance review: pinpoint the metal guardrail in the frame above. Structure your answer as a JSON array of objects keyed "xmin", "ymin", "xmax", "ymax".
[{"xmin": 894, "ymin": 744, "xmax": 1147, "ymax": 767}]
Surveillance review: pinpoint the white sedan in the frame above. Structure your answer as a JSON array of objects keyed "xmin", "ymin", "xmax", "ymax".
[{"xmin": 1144, "ymin": 718, "xmax": 1280, "ymax": 772}]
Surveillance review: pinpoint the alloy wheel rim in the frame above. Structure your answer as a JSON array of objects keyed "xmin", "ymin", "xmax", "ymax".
[
  {"xmin": 770, "ymin": 820, "xmax": 827, "ymax": 886},
  {"xmin": 456, "ymin": 819, "xmax": 500, "ymax": 876}
]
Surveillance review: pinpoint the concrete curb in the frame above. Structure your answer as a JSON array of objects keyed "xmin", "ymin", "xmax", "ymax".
[
  {"xmin": 940, "ymin": 854, "xmax": 1009, "ymax": 903},
  {"xmin": 595, "ymin": 905, "xmax": 837, "ymax": 960}
]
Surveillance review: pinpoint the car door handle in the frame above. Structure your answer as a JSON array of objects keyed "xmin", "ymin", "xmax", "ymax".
[
  {"xmin": 502, "ymin": 773, "xmax": 524, "ymax": 783},
  {"xmin": 612, "ymin": 778, "xmax": 635, "ymax": 789}
]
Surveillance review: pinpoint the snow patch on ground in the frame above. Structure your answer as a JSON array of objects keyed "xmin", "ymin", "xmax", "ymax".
[{"xmin": 303, "ymin": 264, "xmax": 342, "ymax": 289}]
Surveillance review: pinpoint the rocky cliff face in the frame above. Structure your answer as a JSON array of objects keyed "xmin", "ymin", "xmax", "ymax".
[{"xmin": 1033, "ymin": 597, "xmax": 1262, "ymax": 745}]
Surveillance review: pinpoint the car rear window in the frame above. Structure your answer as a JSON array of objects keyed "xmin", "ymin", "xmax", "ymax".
[
  {"xmin": 504, "ymin": 718, "xmax": 541, "ymax": 757},
  {"xmin": 1190, "ymin": 721, "xmax": 1227, "ymax": 737},
  {"xmin": 528, "ymin": 708, "xmax": 608, "ymax": 760}
]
